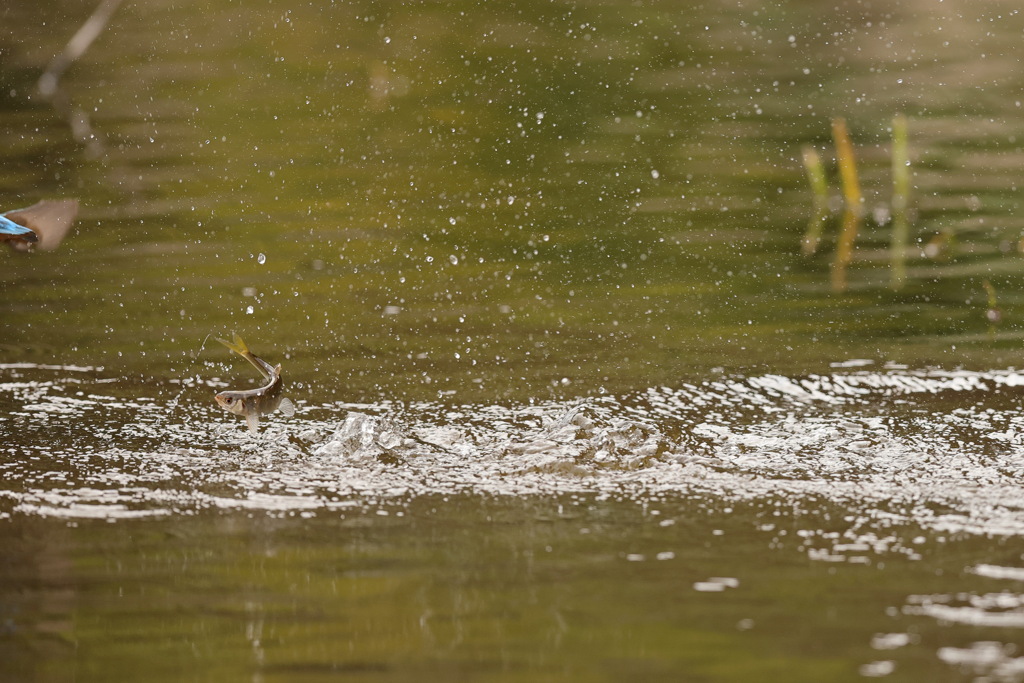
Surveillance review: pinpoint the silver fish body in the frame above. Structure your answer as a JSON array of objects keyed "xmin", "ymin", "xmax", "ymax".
[{"xmin": 214, "ymin": 335, "xmax": 296, "ymax": 433}]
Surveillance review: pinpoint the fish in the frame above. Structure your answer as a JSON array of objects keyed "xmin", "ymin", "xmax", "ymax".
[
  {"xmin": 2, "ymin": 199, "xmax": 80, "ymax": 252},
  {"xmin": 214, "ymin": 334, "xmax": 296, "ymax": 434}
]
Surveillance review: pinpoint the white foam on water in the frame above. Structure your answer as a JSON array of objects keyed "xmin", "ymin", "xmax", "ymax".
[{"xmin": 4, "ymin": 364, "xmax": 1024, "ymax": 538}]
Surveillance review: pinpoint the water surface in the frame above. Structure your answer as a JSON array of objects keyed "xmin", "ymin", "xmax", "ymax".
[{"xmin": 4, "ymin": 0, "xmax": 1024, "ymax": 680}]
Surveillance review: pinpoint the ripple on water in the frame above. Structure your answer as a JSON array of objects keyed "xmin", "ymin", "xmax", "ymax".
[{"xmin": 3, "ymin": 364, "xmax": 1024, "ymax": 538}]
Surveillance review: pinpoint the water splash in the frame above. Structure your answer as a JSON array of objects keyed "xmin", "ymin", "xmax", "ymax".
[{"xmin": 3, "ymin": 363, "xmax": 1024, "ymax": 538}]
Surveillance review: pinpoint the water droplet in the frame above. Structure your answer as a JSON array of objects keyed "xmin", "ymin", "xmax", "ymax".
[
  {"xmin": 257, "ymin": 253, "xmax": 267, "ymax": 264},
  {"xmin": 449, "ymin": 254, "xmax": 459, "ymax": 265}
]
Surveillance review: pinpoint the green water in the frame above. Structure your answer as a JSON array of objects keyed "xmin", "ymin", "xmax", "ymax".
[
  {"xmin": 5, "ymin": 0, "xmax": 1024, "ymax": 401},
  {"xmin": 7, "ymin": 494, "xmax": 1016, "ymax": 683},
  {"xmin": 4, "ymin": 0, "xmax": 1024, "ymax": 680}
]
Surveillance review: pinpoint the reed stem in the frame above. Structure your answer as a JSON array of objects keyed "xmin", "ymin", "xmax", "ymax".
[
  {"xmin": 831, "ymin": 118, "xmax": 862, "ymax": 292},
  {"xmin": 832, "ymin": 118, "xmax": 863, "ymax": 211},
  {"xmin": 890, "ymin": 114, "xmax": 910, "ymax": 289},
  {"xmin": 801, "ymin": 146, "xmax": 829, "ymax": 255}
]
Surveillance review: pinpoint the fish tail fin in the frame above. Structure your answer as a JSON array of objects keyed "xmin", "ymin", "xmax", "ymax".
[
  {"xmin": 216, "ymin": 334, "xmax": 274, "ymax": 381},
  {"xmin": 278, "ymin": 397, "xmax": 296, "ymax": 417},
  {"xmin": 215, "ymin": 334, "xmax": 249, "ymax": 356}
]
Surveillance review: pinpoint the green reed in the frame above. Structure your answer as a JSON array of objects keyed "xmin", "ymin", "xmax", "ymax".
[
  {"xmin": 890, "ymin": 114, "xmax": 910, "ymax": 289},
  {"xmin": 803, "ymin": 116, "xmax": 913, "ymax": 293},
  {"xmin": 830, "ymin": 117, "xmax": 863, "ymax": 293},
  {"xmin": 800, "ymin": 146, "xmax": 829, "ymax": 256}
]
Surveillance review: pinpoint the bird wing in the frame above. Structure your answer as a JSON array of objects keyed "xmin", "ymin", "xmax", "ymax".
[{"xmin": 4, "ymin": 199, "xmax": 79, "ymax": 251}]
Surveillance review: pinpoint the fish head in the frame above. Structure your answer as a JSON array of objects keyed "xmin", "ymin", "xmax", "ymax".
[{"xmin": 215, "ymin": 391, "xmax": 249, "ymax": 416}]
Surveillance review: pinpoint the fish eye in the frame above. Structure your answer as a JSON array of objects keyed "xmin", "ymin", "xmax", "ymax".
[{"xmin": 224, "ymin": 397, "xmax": 234, "ymax": 404}]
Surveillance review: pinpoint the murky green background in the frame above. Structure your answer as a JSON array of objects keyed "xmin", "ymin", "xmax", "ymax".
[
  {"xmin": 4, "ymin": 0, "xmax": 1024, "ymax": 680},
  {"xmin": 5, "ymin": 0, "xmax": 1024, "ymax": 402}
]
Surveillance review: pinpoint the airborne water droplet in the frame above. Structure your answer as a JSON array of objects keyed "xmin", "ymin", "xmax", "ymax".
[{"xmin": 257, "ymin": 253, "xmax": 267, "ymax": 264}]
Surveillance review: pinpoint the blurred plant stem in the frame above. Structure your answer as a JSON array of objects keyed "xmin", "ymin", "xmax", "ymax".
[
  {"xmin": 983, "ymin": 280, "xmax": 1001, "ymax": 337},
  {"xmin": 831, "ymin": 118, "xmax": 862, "ymax": 293},
  {"xmin": 36, "ymin": 0, "xmax": 123, "ymax": 154},
  {"xmin": 800, "ymin": 146, "xmax": 829, "ymax": 255},
  {"xmin": 890, "ymin": 114, "xmax": 910, "ymax": 290}
]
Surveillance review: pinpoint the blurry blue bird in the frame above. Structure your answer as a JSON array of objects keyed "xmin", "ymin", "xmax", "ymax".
[
  {"xmin": 0, "ymin": 199, "xmax": 79, "ymax": 252},
  {"xmin": 0, "ymin": 214, "xmax": 37, "ymax": 244}
]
